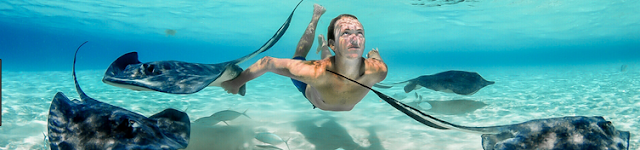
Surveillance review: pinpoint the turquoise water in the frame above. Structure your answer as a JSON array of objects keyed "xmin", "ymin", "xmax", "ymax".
[{"xmin": 1, "ymin": 0, "xmax": 639, "ymax": 149}]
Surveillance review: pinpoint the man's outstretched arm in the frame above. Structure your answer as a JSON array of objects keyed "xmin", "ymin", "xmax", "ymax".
[{"xmin": 221, "ymin": 56, "xmax": 322, "ymax": 94}]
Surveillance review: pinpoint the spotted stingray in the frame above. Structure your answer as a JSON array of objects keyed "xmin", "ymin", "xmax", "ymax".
[
  {"xmin": 328, "ymin": 69, "xmax": 630, "ymax": 150},
  {"xmin": 47, "ymin": 41, "xmax": 191, "ymax": 150},
  {"xmin": 374, "ymin": 70, "xmax": 494, "ymax": 95},
  {"xmin": 102, "ymin": 0, "xmax": 303, "ymax": 96}
]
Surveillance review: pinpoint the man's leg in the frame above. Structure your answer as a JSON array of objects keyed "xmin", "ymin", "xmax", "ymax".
[
  {"xmin": 293, "ymin": 4, "xmax": 326, "ymax": 58},
  {"xmin": 291, "ymin": 4, "xmax": 325, "ymax": 109}
]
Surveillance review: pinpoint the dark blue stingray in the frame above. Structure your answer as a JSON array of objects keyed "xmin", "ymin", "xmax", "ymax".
[
  {"xmin": 47, "ymin": 41, "xmax": 191, "ymax": 150},
  {"xmin": 328, "ymin": 69, "xmax": 630, "ymax": 150},
  {"xmin": 375, "ymin": 70, "xmax": 495, "ymax": 95},
  {"xmin": 102, "ymin": 0, "xmax": 303, "ymax": 96}
]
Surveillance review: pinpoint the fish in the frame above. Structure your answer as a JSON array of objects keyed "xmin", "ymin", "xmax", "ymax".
[
  {"xmin": 102, "ymin": 0, "xmax": 304, "ymax": 96},
  {"xmin": 374, "ymin": 70, "xmax": 495, "ymax": 95},
  {"xmin": 47, "ymin": 41, "xmax": 191, "ymax": 150},
  {"xmin": 210, "ymin": 109, "xmax": 251, "ymax": 125},
  {"xmin": 255, "ymin": 132, "xmax": 290, "ymax": 150},
  {"xmin": 192, "ymin": 109, "xmax": 250, "ymax": 126},
  {"xmin": 192, "ymin": 116, "xmax": 222, "ymax": 126},
  {"xmin": 327, "ymin": 69, "xmax": 630, "ymax": 150}
]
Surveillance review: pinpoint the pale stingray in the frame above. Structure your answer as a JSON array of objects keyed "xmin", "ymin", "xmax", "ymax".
[
  {"xmin": 102, "ymin": 0, "xmax": 303, "ymax": 96},
  {"xmin": 47, "ymin": 41, "xmax": 191, "ymax": 150},
  {"xmin": 375, "ymin": 70, "xmax": 495, "ymax": 95},
  {"xmin": 328, "ymin": 69, "xmax": 630, "ymax": 150}
]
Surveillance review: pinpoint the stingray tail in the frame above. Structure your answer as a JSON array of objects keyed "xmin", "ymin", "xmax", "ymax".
[
  {"xmin": 326, "ymin": 69, "xmax": 503, "ymax": 134},
  {"xmin": 73, "ymin": 41, "xmax": 93, "ymax": 102},
  {"xmin": 228, "ymin": 0, "xmax": 304, "ymax": 65}
]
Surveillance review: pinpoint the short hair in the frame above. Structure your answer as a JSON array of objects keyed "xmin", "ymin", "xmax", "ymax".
[{"xmin": 327, "ymin": 14, "xmax": 358, "ymax": 47}]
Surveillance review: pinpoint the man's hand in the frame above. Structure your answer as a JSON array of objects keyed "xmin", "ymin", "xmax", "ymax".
[{"xmin": 367, "ymin": 48, "xmax": 382, "ymax": 60}]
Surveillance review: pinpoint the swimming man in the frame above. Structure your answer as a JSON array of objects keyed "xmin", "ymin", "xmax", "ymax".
[{"xmin": 222, "ymin": 4, "xmax": 387, "ymax": 111}]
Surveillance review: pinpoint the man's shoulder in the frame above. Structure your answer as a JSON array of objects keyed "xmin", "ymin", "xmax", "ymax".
[
  {"xmin": 305, "ymin": 57, "xmax": 333, "ymax": 68},
  {"xmin": 364, "ymin": 57, "xmax": 387, "ymax": 70},
  {"xmin": 289, "ymin": 58, "xmax": 331, "ymax": 75},
  {"xmin": 363, "ymin": 57, "xmax": 388, "ymax": 82}
]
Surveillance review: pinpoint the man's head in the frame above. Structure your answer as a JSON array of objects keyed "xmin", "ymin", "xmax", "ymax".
[{"xmin": 327, "ymin": 14, "xmax": 365, "ymax": 59}]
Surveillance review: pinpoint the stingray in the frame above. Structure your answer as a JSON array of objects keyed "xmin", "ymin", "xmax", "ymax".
[
  {"xmin": 374, "ymin": 70, "xmax": 495, "ymax": 95},
  {"xmin": 102, "ymin": 0, "xmax": 303, "ymax": 96},
  {"xmin": 328, "ymin": 69, "xmax": 630, "ymax": 150},
  {"xmin": 47, "ymin": 41, "xmax": 191, "ymax": 150}
]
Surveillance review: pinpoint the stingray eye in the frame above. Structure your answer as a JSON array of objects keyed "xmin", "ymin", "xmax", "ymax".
[
  {"xmin": 597, "ymin": 121, "xmax": 614, "ymax": 136},
  {"xmin": 129, "ymin": 120, "xmax": 140, "ymax": 127},
  {"xmin": 144, "ymin": 64, "xmax": 160, "ymax": 75}
]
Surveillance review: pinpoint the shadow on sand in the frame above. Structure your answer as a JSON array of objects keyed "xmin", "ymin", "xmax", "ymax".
[{"xmin": 293, "ymin": 116, "xmax": 385, "ymax": 150}]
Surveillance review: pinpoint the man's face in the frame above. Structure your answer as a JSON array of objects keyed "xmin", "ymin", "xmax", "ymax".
[{"xmin": 331, "ymin": 17, "xmax": 365, "ymax": 59}]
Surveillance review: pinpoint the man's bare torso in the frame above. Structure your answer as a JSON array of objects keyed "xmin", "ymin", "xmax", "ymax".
[{"xmin": 301, "ymin": 56, "xmax": 386, "ymax": 111}]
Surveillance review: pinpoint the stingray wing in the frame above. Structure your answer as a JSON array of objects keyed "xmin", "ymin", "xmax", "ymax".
[
  {"xmin": 103, "ymin": 52, "xmax": 227, "ymax": 94},
  {"xmin": 148, "ymin": 108, "xmax": 191, "ymax": 147}
]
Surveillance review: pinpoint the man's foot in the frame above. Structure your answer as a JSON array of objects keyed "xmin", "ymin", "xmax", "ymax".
[{"xmin": 313, "ymin": 4, "xmax": 326, "ymax": 17}]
